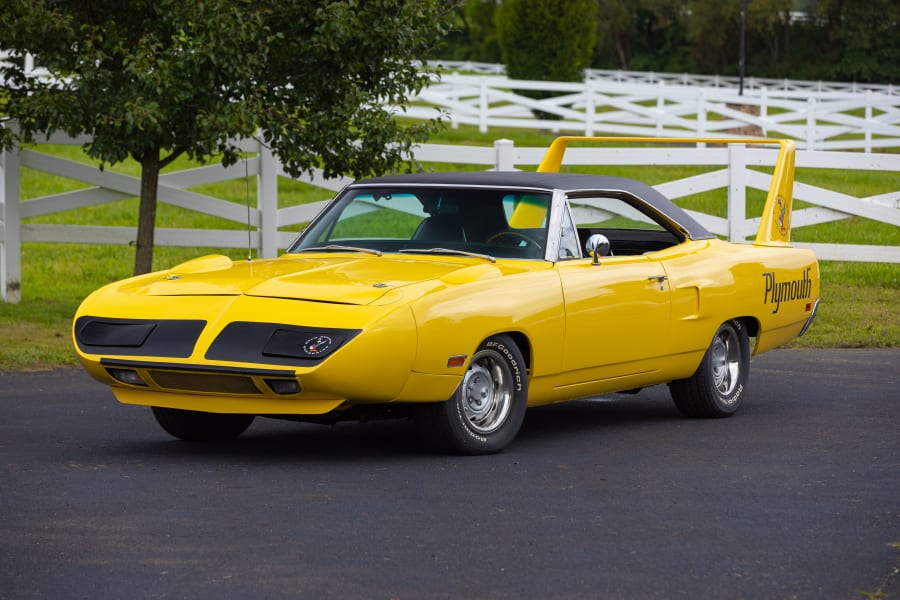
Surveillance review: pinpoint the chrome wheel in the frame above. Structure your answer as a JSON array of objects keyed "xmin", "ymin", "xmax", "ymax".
[
  {"xmin": 710, "ymin": 327, "xmax": 742, "ymax": 399},
  {"xmin": 669, "ymin": 320, "xmax": 750, "ymax": 418},
  {"xmin": 461, "ymin": 350, "xmax": 513, "ymax": 434},
  {"xmin": 415, "ymin": 335, "xmax": 528, "ymax": 454}
]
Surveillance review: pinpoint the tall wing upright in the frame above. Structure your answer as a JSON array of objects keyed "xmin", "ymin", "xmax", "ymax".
[{"xmin": 753, "ymin": 139, "xmax": 796, "ymax": 247}]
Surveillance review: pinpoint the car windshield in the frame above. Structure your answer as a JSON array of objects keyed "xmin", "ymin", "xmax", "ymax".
[{"xmin": 286, "ymin": 186, "xmax": 553, "ymax": 260}]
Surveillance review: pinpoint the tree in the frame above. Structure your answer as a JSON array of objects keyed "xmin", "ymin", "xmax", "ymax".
[
  {"xmin": 495, "ymin": 0, "xmax": 597, "ymax": 83},
  {"xmin": 463, "ymin": 0, "xmax": 502, "ymax": 63},
  {"xmin": 495, "ymin": 0, "xmax": 597, "ymax": 120},
  {"xmin": 430, "ymin": 0, "xmax": 501, "ymax": 63},
  {"xmin": 0, "ymin": 0, "xmax": 453, "ymax": 275},
  {"xmin": 818, "ymin": 0, "xmax": 900, "ymax": 83},
  {"xmin": 593, "ymin": 0, "xmax": 689, "ymax": 72}
]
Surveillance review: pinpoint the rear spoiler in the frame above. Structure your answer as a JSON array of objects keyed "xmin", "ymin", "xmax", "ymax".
[{"xmin": 537, "ymin": 136, "xmax": 797, "ymax": 247}]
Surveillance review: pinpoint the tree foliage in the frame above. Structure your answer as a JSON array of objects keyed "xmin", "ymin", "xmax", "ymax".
[
  {"xmin": 1, "ymin": 0, "xmax": 454, "ymax": 274},
  {"xmin": 495, "ymin": 0, "xmax": 598, "ymax": 83},
  {"xmin": 444, "ymin": 0, "xmax": 898, "ymax": 84},
  {"xmin": 820, "ymin": 0, "xmax": 900, "ymax": 83},
  {"xmin": 434, "ymin": 0, "xmax": 501, "ymax": 63}
]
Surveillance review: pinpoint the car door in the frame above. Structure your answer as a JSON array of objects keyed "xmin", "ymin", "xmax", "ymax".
[
  {"xmin": 555, "ymin": 255, "xmax": 671, "ymax": 386},
  {"xmin": 553, "ymin": 192, "xmax": 675, "ymax": 387}
]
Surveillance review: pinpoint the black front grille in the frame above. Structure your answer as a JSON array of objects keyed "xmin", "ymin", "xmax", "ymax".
[
  {"xmin": 147, "ymin": 370, "xmax": 263, "ymax": 395},
  {"xmin": 75, "ymin": 317, "xmax": 206, "ymax": 358}
]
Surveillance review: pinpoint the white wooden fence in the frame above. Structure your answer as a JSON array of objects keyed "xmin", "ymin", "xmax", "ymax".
[
  {"xmin": 6, "ymin": 51, "xmax": 899, "ymax": 152},
  {"xmin": 431, "ymin": 60, "xmax": 898, "ymax": 96},
  {"xmin": 404, "ymin": 73, "xmax": 900, "ymax": 151},
  {"xmin": 6, "ymin": 52, "xmax": 895, "ymax": 96},
  {"xmin": 2, "ymin": 132, "xmax": 898, "ymax": 303}
]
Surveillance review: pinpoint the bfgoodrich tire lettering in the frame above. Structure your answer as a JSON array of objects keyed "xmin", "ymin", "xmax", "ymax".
[
  {"xmin": 416, "ymin": 335, "xmax": 528, "ymax": 455},
  {"xmin": 669, "ymin": 320, "xmax": 750, "ymax": 418},
  {"xmin": 151, "ymin": 406, "xmax": 255, "ymax": 441}
]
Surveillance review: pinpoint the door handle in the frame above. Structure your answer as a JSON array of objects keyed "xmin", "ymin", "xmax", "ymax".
[{"xmin": 648, "ymin": 275, "xmax": 668, "ymax": 283}]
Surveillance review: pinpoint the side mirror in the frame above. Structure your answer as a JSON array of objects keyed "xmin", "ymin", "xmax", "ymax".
[{"xmin": 585, "ymin": 233, "xmax": 611, "ymax": 265}]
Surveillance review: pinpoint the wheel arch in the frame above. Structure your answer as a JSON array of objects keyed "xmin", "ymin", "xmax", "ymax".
[
  {"xmin": 733, "ymin": 315, "xmax": 761, "ymax": 353},
  {"xmin": 735, "ymin": 315, "xmax": 760, "ymax": 338},
  {"xmin": 496, "ymin": 331, "xmax": 533, "ymax": 374}
]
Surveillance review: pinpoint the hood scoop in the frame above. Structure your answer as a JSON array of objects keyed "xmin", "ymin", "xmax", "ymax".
[{"xmin": 127, "ymin": 254, "xmax": 501, "ymax": 305}]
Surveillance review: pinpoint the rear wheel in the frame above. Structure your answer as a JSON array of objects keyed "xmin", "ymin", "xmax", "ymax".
[
  {"xmin": 416, "ymin": 335, "xmax": 528, "ymax": 455},
  {"xmin": 669, "ymin": 320, "xmax": 749, "ymax": 418},
  {"xmin": 151, "ymin": 407, "xmax": 254, "ymax": 442}
]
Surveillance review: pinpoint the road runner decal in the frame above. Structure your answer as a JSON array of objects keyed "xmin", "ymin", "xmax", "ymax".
[{"xmin": 763, "ymin": 267, "xmax": 813, "ymax": 314}]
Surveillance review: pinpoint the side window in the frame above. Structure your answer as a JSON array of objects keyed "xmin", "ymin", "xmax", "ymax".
[
  {"xmin": 569, "ymin": 195, "xmax": 666, "ymax": 231},
  {"xmin": 557, "ymin": 207, "xmax": 581, "ymax": 260},
  {"xmin": 568, "ymin": 193, "xmax": 682, "ymax": 256}
]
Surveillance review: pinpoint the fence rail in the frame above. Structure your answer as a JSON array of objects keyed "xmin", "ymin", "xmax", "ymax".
[
  {"xmin": 2, "ymin": 132, "xmax": 898, "ymax": 303},
  {"xmin": 6, "ymin": 52, "xmax": 896, "ymax": 96},
  {"xmin": 403, "ymin": 73, "xmax": 900, "ymax": 152},
  {"xmin": 430, "ymin": 60, "xmax": 899, "ymax": 96},
  {"xmin": 6, "ymin": 51, "xmax": 899, "ymax": 152}
]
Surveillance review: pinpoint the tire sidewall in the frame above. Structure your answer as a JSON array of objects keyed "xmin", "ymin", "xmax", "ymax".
[
  {"xmin": 446, "ymin": 335, "xmax": 528, "ymax": 454},
  {"xmin": 152, "ymin": 406, "xmax": 254, "ymax": 442},
  {"xmin": 704, "ymin": 320, "xmax": 749, "ymax": 415}
]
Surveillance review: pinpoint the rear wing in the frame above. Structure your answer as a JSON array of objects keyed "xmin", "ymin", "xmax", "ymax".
[{"xmin": 537, "ymin": 136, "xmax": 797, "ymax": 247}]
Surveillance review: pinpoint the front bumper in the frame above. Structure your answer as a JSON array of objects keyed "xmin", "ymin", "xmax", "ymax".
[{"xmin": 73, "ymin": 293, "xmax": 445, "ymax": 412}]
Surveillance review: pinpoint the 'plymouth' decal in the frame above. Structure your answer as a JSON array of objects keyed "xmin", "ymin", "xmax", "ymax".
[{"xmin": 763, "ymin": 267, "xmax": 812, "ymax": 314}]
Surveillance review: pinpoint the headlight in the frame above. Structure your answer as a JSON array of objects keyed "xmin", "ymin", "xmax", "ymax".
[{"xmin": 206, "ymin": 322, "xmax": 361, "ymax": 365}]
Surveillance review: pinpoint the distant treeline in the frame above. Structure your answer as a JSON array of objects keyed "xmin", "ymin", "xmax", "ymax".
[{"xmin": 436, "ymin": 0, "xmax": 899, "ymax": 84}]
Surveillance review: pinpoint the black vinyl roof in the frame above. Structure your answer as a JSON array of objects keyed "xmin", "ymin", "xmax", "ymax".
[{"xmin": 354, "ymin": 171, "xmax": 714, "ymax": 240}]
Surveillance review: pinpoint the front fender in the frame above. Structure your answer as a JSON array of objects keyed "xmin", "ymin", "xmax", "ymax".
[{"xmin": 410, "ymin": 269, "xmax": 565, "ymax": 378}]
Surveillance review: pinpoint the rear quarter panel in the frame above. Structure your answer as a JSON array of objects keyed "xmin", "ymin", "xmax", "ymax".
[{"xmin": 660, "ymin": 239, "xmax": 819, "ymax": 359}]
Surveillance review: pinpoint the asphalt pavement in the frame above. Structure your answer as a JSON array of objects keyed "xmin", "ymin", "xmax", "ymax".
[{"xmin": 1, "ymin": 348, "xmax": 898, "ymax": 600}]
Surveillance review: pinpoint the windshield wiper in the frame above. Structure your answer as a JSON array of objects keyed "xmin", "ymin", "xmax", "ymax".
[
  {"xmin": 399, "ymin": 247, "xmax": 496, "ymax": 263},
  {"xmin": 294, "ymin": 245, "xmax": 383, "ymax": 256}
]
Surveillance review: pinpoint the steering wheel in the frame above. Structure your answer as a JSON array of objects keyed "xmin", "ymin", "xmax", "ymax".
[{"xmin": 486, "ymin": 230, "xmax": 543, "ymax": 250}]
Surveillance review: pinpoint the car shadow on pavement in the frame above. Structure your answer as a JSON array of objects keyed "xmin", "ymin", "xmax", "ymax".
[{"xmin": 91, "ymin": 387, "xmax": 684, "ymax": 463}]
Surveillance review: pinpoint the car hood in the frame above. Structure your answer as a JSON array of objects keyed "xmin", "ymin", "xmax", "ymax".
[{"xmin": 118, "ymin": 254, "xmax": 506, "ymax": 305}]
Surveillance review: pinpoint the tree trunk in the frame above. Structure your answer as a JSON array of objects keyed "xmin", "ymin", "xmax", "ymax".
[
  {"xmin": 134, "ymin": 149, "xmax": 161, "ymax": 275},
  {"xmin": 614, "ymin": 30, "xmax": 628, "ymax": 70}
]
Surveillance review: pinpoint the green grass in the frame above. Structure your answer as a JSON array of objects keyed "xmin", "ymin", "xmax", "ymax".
[{"xmin": 1, "ymin": 126, "xmax": 898, "ymax": 370}]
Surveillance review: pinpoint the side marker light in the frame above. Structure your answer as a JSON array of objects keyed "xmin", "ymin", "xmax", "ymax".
[{"xmin": 447, "ymin": 355, "xmax": 468, "ymax": 368}]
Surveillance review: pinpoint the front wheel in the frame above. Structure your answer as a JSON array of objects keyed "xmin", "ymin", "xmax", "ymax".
[
  {"xmin": 151, "ymin": 407, "xmax": 255, "ymax": 442},
  {"xmin": 669, "ymin": 320, "xmax": 750, "ymax": 418},
  {"xmin": 416, "ymin": 335, "xmax": 528, "ymax": 455}
]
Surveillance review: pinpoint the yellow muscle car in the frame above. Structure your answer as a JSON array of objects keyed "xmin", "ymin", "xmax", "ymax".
[{"xmin": 73, "ymin": 137, "xmax": 820, "ymax": 454}]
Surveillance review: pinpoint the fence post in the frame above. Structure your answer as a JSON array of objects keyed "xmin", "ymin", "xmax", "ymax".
[
  {"xmin": 585, "ymin": 81, "xmax": 595, "ymax": 137},
  {"xmin": 449, "ymin": 79, "xmax": 460, "ymax": 130},
  {"xmin": 479, "ymin": 79, "xmax": 489, "ymax": 134},
  {"xmin": 696, "ymin": 91, "xmax": 707, "ymax": 148},
  {"xmin": 1, "ymin": 139, "xmax": 22, "ymax": 303},
  {"xmin": 760, "ymin": 87, "xmax": 769, "ymax": 136},
  {"xmin": 656, "ymin": 82, "xmax": 665, "ymax": 135},
  {"xmin": 806, "ymin": 98, "xmax": 816, "ymax": 151},
  {"xmin": 257, "ymin": 140, "xmax": 279, "ymax": 258},
  {"xmin": 865, "ymin": 89, "xmax": 872, "ymax": 154},
  {"xmin": 493, "ymin": 139, "xmax": 515, "ymax": 171},
  {"xmin": 727, "ymin": 143, "xmax": 748, "ymax": 243}
]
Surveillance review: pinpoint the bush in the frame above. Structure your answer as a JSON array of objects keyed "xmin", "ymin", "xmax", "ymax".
[{"xmin": 495, "ymin": 0, "xmax": 597, "ymax": 82}]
